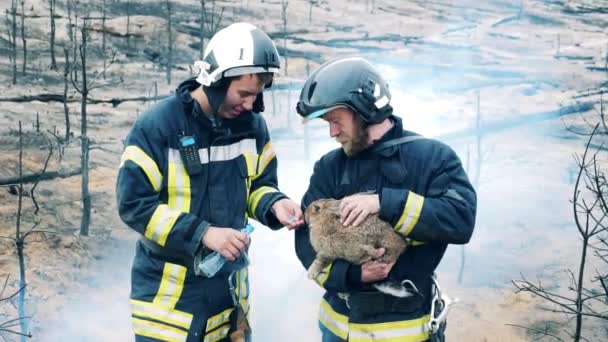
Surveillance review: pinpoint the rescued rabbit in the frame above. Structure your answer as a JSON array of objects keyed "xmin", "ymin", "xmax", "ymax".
[{"xmin": 305, "ymin": 198, "xmax": 408, "ymax": 296}]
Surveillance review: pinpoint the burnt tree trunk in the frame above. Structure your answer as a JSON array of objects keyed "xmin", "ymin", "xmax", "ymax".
[
  {"xmin": 281, "ymin": 0, "xmax": 288, "ymax": 76},
  {"xmin": 79, "ymin": 22, "xmax": 91, "ymax": 236},
  {"xmin": 10, "ymin": 0, "xmax": 18, "ymax": 84},
  {"xmin": 165, "ymin": 0, "xmax": 173, "ymax": 85},
  {"xmin": 49, "ymin": 0, "xmax": 57, "ymax": 70},
  {"xmin": 20, "ymin": 0, "xmax": 26, "ymax": 76},
  {"xmin": 101, "ymin": 0, "xmax": 107, "ymax": 79},
  {"xmin": 15, "ymin": 122, "xmax": 28, "ymax": 342},
  {"xmin": 63, "ymin": 48, "xmax": 71, "ymax": 141}
]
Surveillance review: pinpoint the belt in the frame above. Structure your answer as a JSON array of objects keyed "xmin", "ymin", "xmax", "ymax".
[{"xmin": 139, "ymin": 237, "xmax": 196, "ymax": 268}]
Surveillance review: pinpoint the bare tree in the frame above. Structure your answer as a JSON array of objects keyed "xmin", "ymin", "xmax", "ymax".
[
  {"xmin": 0, "ymin": 276, "xmax": 30, "ymax": 340},
  {"xmin": 9, "ymin": 0, "xmax": 18, "ymax": 84},
  {"xmin": 66, "ymin": 0, "xmax": 74, "ymax": 46},
  {"xmin": 125, "ymin": 0, "xmax": 130, "ymax": 48},
  {"xmin": 75, "ymin": 20, "xmax": 92, "ymax": 236},
  {"xmin": 513, "ymin": 73, "xmax": 608, "ymax": 339},
  {"xmin": 49, "ymin": 0, "xmax": 57, "ymax": 70},
  {"xmin": 199, "ymin": 0, "xmax": 224, "ymax": 59},
  {"xmin": 63, "ymin": 47, "xmax": 71, "ymax": 143},
  {"xmin": 165, "ymin": 0, "xmax": 173, "ymax": 85},
  {"xmin": 14, "ymin": 121, "xmax": 27, "ymax": 342},
  {"xmin": 307, "ymin": 0, "xmax": 317, "ymax": 23},
  {"xmin": 101, "ymin": 0, "xmax": 107, "ymax": 79},
  {"xmin": 281, "ymin": 0, "xmax": 288, "ymax": 76},
  {"xmin": 69, "ymin": 18, "xmax": 119, "ymax": 236},
  {"xmin": 0, "ymin": 123, "xmax": 57, "ymax": 341},
  {"xmin": 20, "ymin": 0, "xmax": 26, "ymax": 76},
  {"xmin": 513, "ymin": 124, "xmax": 608, "ymax": 341}
]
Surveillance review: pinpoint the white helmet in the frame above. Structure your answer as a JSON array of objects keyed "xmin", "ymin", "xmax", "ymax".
[{"xmin": 195, "ymin": 22, "xmax": 281, "ymax": 87}]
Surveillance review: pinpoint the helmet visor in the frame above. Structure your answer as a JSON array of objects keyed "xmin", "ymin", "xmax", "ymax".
[{"xmin": 301, "ymin": 105, "xmax": 349, "ymax": 123}]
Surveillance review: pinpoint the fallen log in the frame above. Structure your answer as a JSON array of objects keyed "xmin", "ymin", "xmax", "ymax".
[
  {"xmin": 0, "ymin": 168, "xmax": 81, "ymax": 186},
  {"xmin": 0, "ymin": 94, "xmax": 167, "ymax": 107}
]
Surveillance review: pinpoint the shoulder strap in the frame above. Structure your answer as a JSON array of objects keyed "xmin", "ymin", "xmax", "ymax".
[{"xmin": 371, "ymin": 134, "xmax": 426, "ymax": 152}]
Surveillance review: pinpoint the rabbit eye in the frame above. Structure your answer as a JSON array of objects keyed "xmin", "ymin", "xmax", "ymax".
[{"xmin": 313, "ymin": 204, "xmax": 320, "ymax": 213}]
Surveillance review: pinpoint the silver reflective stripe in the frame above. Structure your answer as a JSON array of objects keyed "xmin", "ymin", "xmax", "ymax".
[
  {"xmin": 132, "ymin": 317, "xmax": 187, "ymax": 342},
  {"xmin": 203, "ymin": 325, "xmax": 230, "ymax": 342},
  {"xmin": 349, "ymin": 324, "xmax": 427, "ymax": 340},
  {"xmin": 206, "ymin": 308, "xmax": 233, "ymax": 333},
  {"xmin": 319, "ymin": 301, "xmax": 349, "ymax": 339},
  {"xmin": 130, "ymin": 300, "xmax": 192, "ymax": 329},
  {"xmin": 152, "ymin": 207, "xmax": 173, "ymax": 242},
  {"xmin": 398, "ymin": 192, "xmax": 424, "ymax": 236},
  {"xmin": 197, "ymin": 139, "xmax": 257, "ymax": 164}
]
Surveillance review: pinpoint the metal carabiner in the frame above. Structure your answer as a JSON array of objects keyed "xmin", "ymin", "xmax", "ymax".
[
  {"xmin": 228, "ymin": 271, "xmax": 239, "ymax": 306},
  {"xmin": 427, "ymin": 274, "xmax": 456, "ymax": 334}
]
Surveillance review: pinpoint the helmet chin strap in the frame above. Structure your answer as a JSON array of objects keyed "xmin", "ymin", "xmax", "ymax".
[{"xmin": 203, "ymin": 81, "xmax": 230, "ymax": 133}]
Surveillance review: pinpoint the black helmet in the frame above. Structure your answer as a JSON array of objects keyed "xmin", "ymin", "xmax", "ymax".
[
  {"xmin": 195, "ymin": 22, "xmax": 281, "ymax": 87},
  {"xmin": 296, "ymin": 57, "xmax": 392, "ymax": 124}
]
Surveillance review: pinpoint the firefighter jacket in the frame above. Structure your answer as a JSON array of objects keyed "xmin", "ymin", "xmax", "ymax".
[
  {"xmin": 117, "ymin": 78, "xmax": 287, "ymax": 342},
  {"xmin": 295, "ymin": 115, "xmax": 476, "ymax": 342}
]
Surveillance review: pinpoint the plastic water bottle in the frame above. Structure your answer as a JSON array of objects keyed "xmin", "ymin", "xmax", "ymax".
[{"xmin": 198, "ymin": 224, "xmax": 255, "ymax": 278}]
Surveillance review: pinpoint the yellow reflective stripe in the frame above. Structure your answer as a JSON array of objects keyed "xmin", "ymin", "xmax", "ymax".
[
  {"xmin": 394, "ymin": 191, "xmax": 425, "ymax": 237},
  {"xmin": 130, "ymin": 299, "xmax": 193, "ymax": 330},
  {"xmin": 206, "ymin": 308, "xmax": 233, "ymax": 333},
  {"xmin": 203, "ymin": 324, "xmax": 230, "ymax": 342},
  {"xmin": 254, "ymin": 141, "xmax": 276, "ymax": 180},
  {"xmin": 243, "ymin": 153, "xmax": 258, "ymax": 217},
  {"xmin": 145, "ymin": 205, "xmax": 181, "ymax": 246},
  {"xmin": 120, "ymin": 145, "xmax": 162, "ymax": 192},
  {"xmin": 406, "ymin": 239, "xmax": 427, "ymax": 246},
  {"xmin": 153, "ymin": 263, "xmax": 187, "ymax": 308},
  {"xmin": 239, "ymin": 268, "xmax": 248, "ymax": 299},
  {"xmin": 319, "ymin": 299, "xmax": 349, "ymax": 340},
  {"xmin": 315, "ymin": 263, "xmax": 332, "ymax": 287},
  {"xmin": 349, "ymin": 315, "xmax": 430, "ymax": 342},
  {"xmin": 247, "ymin": 186, "xmax": 278, "ymax": 217},
  {"xmin": 240, "ymin": 298, "xmax": 250, "ymax": 316},
  {"xmin": 243, "ymin": 153, "xmax": 259, "ymax": 177},
  {"xmin": 168, "ymin": 149, "xmax": 191, "ymax": 213},
  {"xmin": 132, "ymin": 317, "xmax": 187, "ymax": 342}
]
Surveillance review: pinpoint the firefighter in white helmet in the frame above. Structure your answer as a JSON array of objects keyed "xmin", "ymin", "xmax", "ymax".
[{"xmin": 117, "ymin": 22, "xmax": 303, "ymax": 342}]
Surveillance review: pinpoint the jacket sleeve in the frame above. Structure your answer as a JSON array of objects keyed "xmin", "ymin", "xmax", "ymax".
[
  {"xmin": 295, "ymin": 158, "xmax": 365, "ymax": 293},
  {"xmin": 379, "ymin": 142, "xmax": 477, "ymax": 244},
  {"xmin": 116, "ymin": 114, "xmax": 209, "ymax": 258},
  {"xmin": 246, "ymin": 121, "xmax": 287, "ymax": 229}
]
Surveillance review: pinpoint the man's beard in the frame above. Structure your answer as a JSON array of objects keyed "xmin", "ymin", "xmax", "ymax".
[{"xmin": 341, "ymin": 120, "xmax": 369, "ymax": 157}]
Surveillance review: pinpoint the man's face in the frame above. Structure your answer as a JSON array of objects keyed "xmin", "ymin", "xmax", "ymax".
[
  {"xmin": 217, "ymin": 74, "xmax": 266, "ymax": 119},
  {"xmin": 323, "ymin": 107, "xmax": 369, "ymax": 156}
]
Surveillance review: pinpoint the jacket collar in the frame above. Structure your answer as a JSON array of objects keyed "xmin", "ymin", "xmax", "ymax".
[
  {"xmin": 362, "ymin": 116, "xmax": 404, "ymax": 158},
  {"xmin": 175, "ymin": 78, "xmax": 254, "ymax": 131}
]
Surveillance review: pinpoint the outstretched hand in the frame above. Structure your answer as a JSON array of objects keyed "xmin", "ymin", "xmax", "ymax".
[{"xmin": 272, "ymin": 198, "xmax": 304, "ymax": 230}]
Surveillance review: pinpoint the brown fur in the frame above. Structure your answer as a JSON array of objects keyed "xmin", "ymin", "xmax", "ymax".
[{"xmin": 305, "ymin": 198, "xmax": 406, "ymax": 279}]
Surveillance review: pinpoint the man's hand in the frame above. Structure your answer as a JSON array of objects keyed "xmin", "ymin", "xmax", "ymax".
[
  {"xmin": 272, "ymin": 198, "xmax": 304, "ymax": 230},
  {"xmin": 361, "ymin": 260, "xmax": 396, "ymax": 283},
  {"xmin": 202, "ymin": 226, "xmax": 250, "ymax": 261},
  {"xmin": 339, "ymin": 193, "xmax": 380, "ymax": 227}
]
